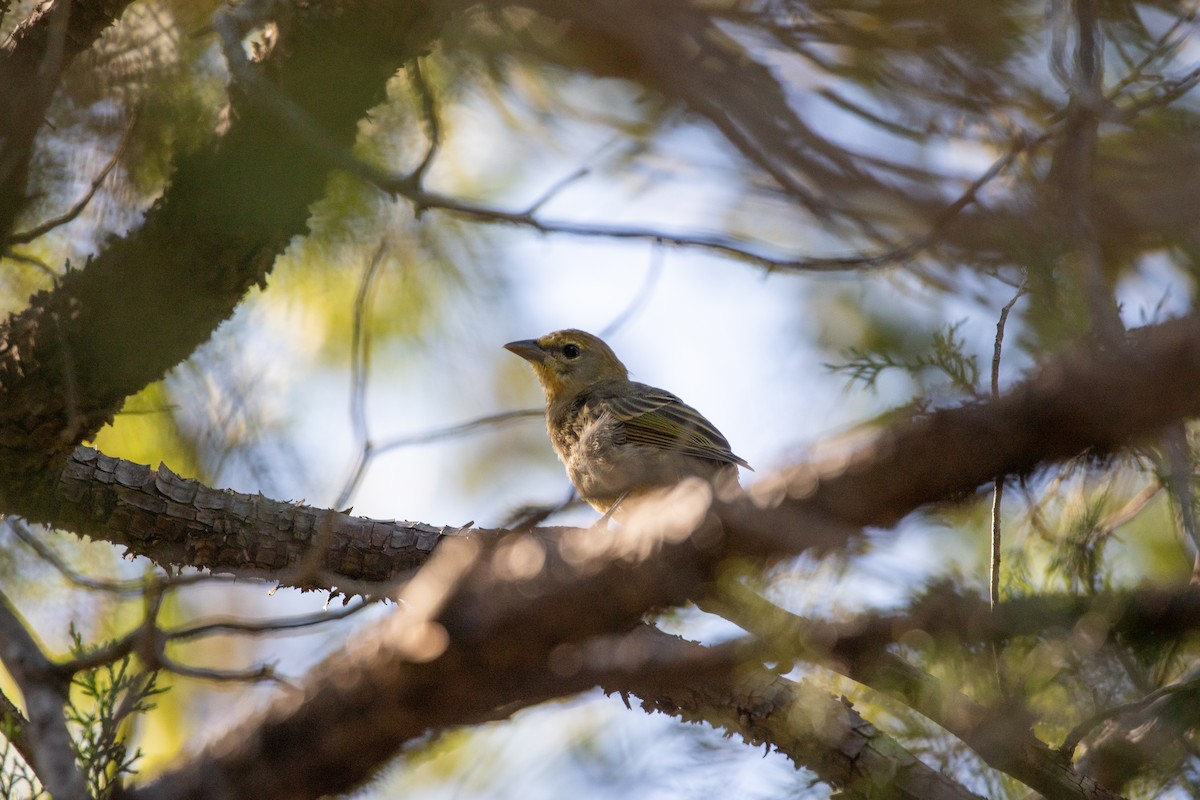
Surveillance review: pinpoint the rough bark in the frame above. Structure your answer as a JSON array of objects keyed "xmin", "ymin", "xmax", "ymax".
[
  {"xmin": 629, "ymin": 629, "xmax": 986, "ymax": 800},
  {"xmin": 53, "ymin": 447, "xmax": 464, "ymax": 583}
]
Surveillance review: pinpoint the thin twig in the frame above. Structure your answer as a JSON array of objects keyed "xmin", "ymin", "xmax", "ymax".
[
  {"xmin": 165, "ymin": 599, "xmax": 378, "ymax": 642},
  {"xmin": 156, "ymin": 653, "xmax": 286, "ymax": 685},
  {"xmin": 372, "ymin": 409, "xmax": 543, "ymax": 455},
  {"xmin": 990, "ymin": 279, "xmax": 1027, "ymax": 609},
  {"xmin": 1, "ymin": 248, "xmax": 58, "ymax": 277},
  {"xmin": 6, "ymin": 518, "xmax": 241, "ymax": 596},
  {"xmin": 209, "ymin": 0, "xmax": 1042, "ymax": 276},
  {"xmin": 600, "ymin": 246, "xmax": 665, "ymax": 339},
  {"xmin": 5, "ymin": 108, "xmax": 139, "ymax": 246},
  {"xmin": 333, "ymin": 239, "xmax": 389, "ymax": 511},
  {"xmin": 57, "ymin": 582, "xmax": 167, "ymax": 676},
  {"xmin": 523, "ymin": 166, "xmax": 590, "ymax": 216},
  {"xmin": 405, "ymin": 57, "xmax": 441, "ymax": 190},
  {"xmin": 8, "ymin": 518, "xmax": 146, "ymax": 595}
]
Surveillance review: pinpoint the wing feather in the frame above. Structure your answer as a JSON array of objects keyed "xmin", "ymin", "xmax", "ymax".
[{"xmin": 598, "ymin": 387, "xmax": 751, "ymax": 469}]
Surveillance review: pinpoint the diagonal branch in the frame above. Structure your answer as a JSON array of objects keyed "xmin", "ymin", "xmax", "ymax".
[
  {"xmin": 765, "ymin": 315, "xmax": 1200, "ymax": 531},
  {"xmin": 41, "ymin": 310, "xmax": 1200, "ymax": 800},
  {"xmin": 1075, "ymin": 663, "xmax": 1200, "ymax": 790},
  {"xmin": 705, "ymin": 587, "xmax": 1126, "ymax": 800},
  {"xmin": 0, "ymin": 0, "xmax": 136, "ymax": 239},
  {"xmin": 4, "ymin": 106, "xmax": 139, "ymax": 248},
  {"xmin": 126, "ymin": 527, "xmax": 755, "ymax": 800},
  {"xmin": 0, "ymin": 0, "xmax": 454, "ymax": 505},
  {"xmin": 628, "ymin": 628, "xmax": 985, "ymax": 800},
  {"xmin": 0, "ymin": 588, "xmax": 88, "ymax": 799}
]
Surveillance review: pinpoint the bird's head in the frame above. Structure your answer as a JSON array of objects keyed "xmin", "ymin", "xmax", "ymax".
[{"xmin": 505, "ymin": 329, "xmax": 629, "ymax": 404}]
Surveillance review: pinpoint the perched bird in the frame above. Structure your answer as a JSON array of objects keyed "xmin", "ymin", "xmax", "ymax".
[{"xmin": 505, "ymin": 329, "xmax": 750, "ymax": 516}]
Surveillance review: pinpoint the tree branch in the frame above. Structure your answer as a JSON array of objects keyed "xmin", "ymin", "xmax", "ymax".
[
  {"xmin": 763, "ymin": 315, "xmax": 1200, "ymax": 531},
  {"xmin": 1075, "ymin": 663, "xmax": 1200, "ymax": 790},
  {"xmin": 0, "ymin": 588, "xmax": 88, "ymax": 799},
  {"xmin": 0, "ymin": 0, "xmax": 454, "ymax": 502},
  {"xmin": 706, "ymin": 587, "xmax": 1127, "ymax": 800},
  {"xmin": 628, "ymin": 628, "xmax": 986, "ymax": 800},
  {"xmin": 2, "ymin": 312, "xmax": 1198, "ymax": 596},
  {"xmin": 0, "ymin": 0, "xmax": 135, "ymax": 239}
]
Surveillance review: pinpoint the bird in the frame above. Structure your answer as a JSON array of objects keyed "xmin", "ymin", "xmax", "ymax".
[{"xmin": 504, "ymin": 329, "xmax": 750, "ymax": 517}]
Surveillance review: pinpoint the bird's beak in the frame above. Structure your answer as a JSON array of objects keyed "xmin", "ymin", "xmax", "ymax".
[{"xmin": 504, "ymin": 339, "xmax": 548, "ymax": 363}]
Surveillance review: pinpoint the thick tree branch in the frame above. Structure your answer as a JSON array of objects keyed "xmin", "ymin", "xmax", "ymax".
[
  {"xmin": 0, "ymin": 0, "xmax": 453, "ymax": 508},
  {"xmin": 42, "ymin": 447, "xmax": 466, "ymax": 587},
  {"xmin": 126, "ymin": 526, "xmax": 749, "ymax": 800},
  {"xmin": 706, "ymin": 587, "xmax": 1126, "ymax": 800},
  {"xmin": 628, "ymin": 628, "xmax": 985, "ymax": 800},
  {"xmin": 764, "ymin": 314, "xmax": 1200, "ymax": 530},
  {"xmin": 6, "ymin": 313, "xmax": 1200, "ymax": 596}
]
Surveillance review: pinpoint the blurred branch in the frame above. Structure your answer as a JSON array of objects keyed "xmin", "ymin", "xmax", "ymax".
[
  {"xmin": 7, "ymin": 517, "xmax": 149, "ymax": 596},
  {"xmin": 1059, "ymin": 667, "xmax": 1200, "ymax": 759},
  {"xmin": 628, "ymin": 627, "xmax": 986, "ymax": 800},
  {"xmin": 1049, "ymin": 0, "xmax": 1125, "ymax": 343},
  {"xmin": 0, "ymin": 0, "xmax": 134, "ymax": 239},
  {"xmin": 1, "ymin": 248, "xmax": 57, "ymax": 278},
  {"xmin": 404, "ymin": 56, "xmax": 441, "ymax": 189},
  {"xmin": 0, "ymin": 687, "xmax": 35, "ymax": 776},
  {"xmin": 811, "ymin": 584, "xmax": 1200, "ymax": 656},
  {"xmin": 53, "ymin": 568, "xmax": 374, "ymax": 686},
  {"xmin": 127, "ymin": 534, "xmax": 760, "ymax": 800},
  {"xmin": 599, "ymin": 246, "xmax": 664, "ymax": 339},
  {"xmin": 1106, "ymin": 7, "xmax": 1197, "ymax": 101},
  {"xmin": 706, "ymin": 586, "xmax": 1125, "ymax": 800},
  {"xmin": 7, "ymin": 517, "xmax": 258, "ymax": 599},
  {"xmin": 202, "ymin": 0, "xmax": 1047, "ymax": 275},
  {"xmin": 0, "ymin": 0, "xmax": 445, "ymax": 492},
  {"xmin": 0, "ymin": 588, "xmax": 88, "ymax": 799},
  {"xmin": 373, "ymin": 409, "xmax": 543, "ymax": 455},
  {"xmin": 780, "ymin": 314, "xmax": 1200, "ymax": 530},
  {"xmin": 4, "ymin": 107, "xmax": 138, "ymax": 247},
  {"xmin": 332, "ymin": 240, "xmax": 390, "ymax": 511},
  {"xmin": 164, "ymin": 600, "xmax": 377, "ymax": 644},
  {"xmin": 1074, "ymin": 662, "xmax": 1200, "ymax": 791},
  {"xmin": 386, "ymin": 128, "xmax": 1041, "ymax": 274}
]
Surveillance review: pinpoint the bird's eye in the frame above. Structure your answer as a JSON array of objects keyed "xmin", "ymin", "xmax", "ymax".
[{"xmin": 563, "ymin": 343, "xmax": 581, "ymax": 359}]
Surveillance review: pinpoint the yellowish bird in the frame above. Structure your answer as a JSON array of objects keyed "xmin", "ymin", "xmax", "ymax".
[{"xmin": 505, "ymin": 329, "xmax": 750, "ymax": 516}]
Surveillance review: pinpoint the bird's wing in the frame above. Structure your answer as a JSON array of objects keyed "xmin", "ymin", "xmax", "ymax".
[{"xmin": 602, "ymin": 387, "xmax": 752, "ymax": 469}]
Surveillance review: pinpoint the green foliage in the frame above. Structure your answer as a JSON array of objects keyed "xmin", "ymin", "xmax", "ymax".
[
  {"xmin": 826, "ymin": 319, "xmax": 979, "ymax": 395},
  {"xmin": 66, "ymin": 629, "xmax": 165, "ymax": 800},
  {"xmin": 0, "ymin": 630, "xmax": 164, "ymax": 800},
  {"xmin": 0, "ymin": 737, "xmax": 45, "ymax": 800}
]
